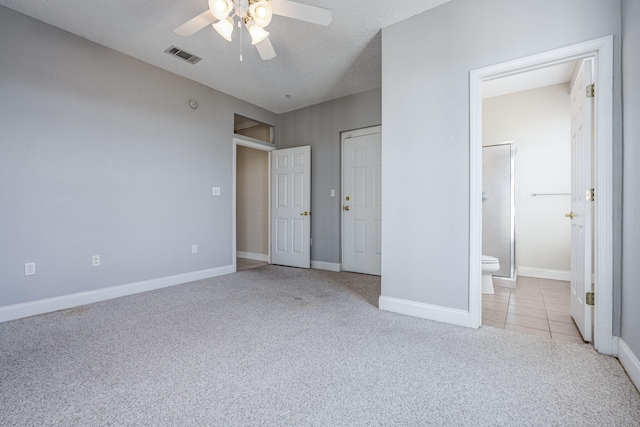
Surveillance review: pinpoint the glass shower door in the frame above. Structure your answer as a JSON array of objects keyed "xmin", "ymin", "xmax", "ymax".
[{"xmin": 482, "ymin": 143, "xmax": 514, "ymax": 278}]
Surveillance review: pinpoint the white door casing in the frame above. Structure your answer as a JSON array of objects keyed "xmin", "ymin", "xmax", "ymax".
[
  {"xmin": 469, "ymin": 36, "xmax": 614, "ymax": 355},
  {"xmin": 569, "ymin": 59, "xmax": 594, "ymax": 341},
  {"xmin": 342, "ymin": 126, "xmax": 382, "ymax": 275},
  {"xmin": 271, "ymin": 146, "xmax": 311, "ymax": 268},
  {"xmin": 232, "ymin": 137, "xmax": 275, "ymax": 273}
]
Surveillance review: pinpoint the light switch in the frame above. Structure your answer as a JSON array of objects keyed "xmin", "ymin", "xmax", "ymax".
[
  {"xmin": 331, "ymin": 189, "xmax": 335, "ymax": 197},
  {"xmin": 212, "ymin": 187, "xmax": 221, "ymax": 196}
]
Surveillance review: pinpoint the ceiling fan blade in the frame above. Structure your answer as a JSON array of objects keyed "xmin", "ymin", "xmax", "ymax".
[
  {"xmin": 174, "ymin": 10, "xmax": 217, "ymax": 37},
  {"xmin": 255, "ymin": 37, "xmax": 277, "ymax": 60},
  {"xmin": 270, "ymin": 0, "xmax": 333, "ymax": 26}
]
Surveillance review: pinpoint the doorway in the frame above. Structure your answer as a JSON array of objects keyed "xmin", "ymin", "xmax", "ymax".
[
  {"xmin": 232, "ymin": 138, "xmax": 275, "ymax": 272},
  {"xmin": 481, "ymin": 74, "xmax": 580, "ymax": 341},
  {"xmin": 469, "ymin": 36, "xmax": 615, "ymax": 355}
]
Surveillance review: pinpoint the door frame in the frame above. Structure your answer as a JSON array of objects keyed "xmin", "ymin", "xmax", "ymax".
[
  {"xmin": 469, "ymin": 36, "xmax": 615, "ymax": 355},
  {"xmin": 232, "ymin": 137, "xmax": 276, "ymax": 272},
  {"xmin": 341, "ymin": 125, "xmax": 382, "ymax": 272}
]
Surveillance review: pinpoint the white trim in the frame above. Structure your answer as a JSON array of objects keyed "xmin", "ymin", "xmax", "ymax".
[
  {"xmin": 237, "ymin": 251, "xmax": 269, "ymax": 262},
  {"xmin": 0, "ymin": 265, "xmax": 234, "ymax": 323},
  {"xmin": 517, "ymin": 267, "xmax": 571, "ymax": 281},
  {"xmin": 311, "ymin": 261, "xmax": 342, "ymax": 272},
  {"xmin": 379, "ymin": 296, "xmax": 471, "ymax": 328},
  {"xmin": 232, "ymin": 137, "xmax": 275, "ymax": 273},
  {"xmin": 591, "ymin": 36, "xmax": 615, "ymax": 356},
  {"xmin": 233, "ymin": 137, "xmax": 277, "ymax": 151},
  {"xmin": 469, "ymin": 63, "xmax": 483, "ymax": 328},
  {"xmin": 469, "ymin": 36, "xmax": 615, "ymax": 353},
  {"xmin": 618, "ymin": 338, "xmax": 640, "ymax": 392}
]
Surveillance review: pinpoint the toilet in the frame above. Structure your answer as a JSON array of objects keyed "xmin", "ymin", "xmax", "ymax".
[{"xmin": 481, "ymin": 255, "xmax": 500, "ymax": 294}]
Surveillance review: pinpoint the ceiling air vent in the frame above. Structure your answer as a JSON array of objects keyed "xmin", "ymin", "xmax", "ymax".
[{"xmin": 164, "ymin": 46, "xmax": 202, "ymax": 65}]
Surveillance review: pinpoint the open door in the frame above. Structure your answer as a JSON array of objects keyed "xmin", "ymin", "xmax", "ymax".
[
  {"xmin": 271, "ymin": 146, "xmax": 311, "ymax": 268},
  {"xmin": 569, "ymin": 59, "xmax": 594, "ymax": 341}
]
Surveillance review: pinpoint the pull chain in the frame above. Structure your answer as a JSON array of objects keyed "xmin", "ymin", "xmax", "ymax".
[
  {"xmin": 239, "ymin": 20, "xmax": 243, "ymax": 61},
  {"xmin": 236, "ymin": 0, "xmax": 243, "ymax": 62}
]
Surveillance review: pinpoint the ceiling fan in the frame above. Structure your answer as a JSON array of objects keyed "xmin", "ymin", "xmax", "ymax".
[{"xmin": 174, "ymin": 0, "xmax": 333, "ymax": 61}]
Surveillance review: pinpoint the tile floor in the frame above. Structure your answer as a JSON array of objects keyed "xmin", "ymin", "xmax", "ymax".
[
  {"xmin": 237, "ymin": 257, "xmax": 268, "ymax": 272},
  {"xmin": 482, "ymin": 276, "xmax": 586, "ymax": 343}
]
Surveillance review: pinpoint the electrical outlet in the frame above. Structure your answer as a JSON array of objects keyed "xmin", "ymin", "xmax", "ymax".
[
  {"xmin": 331, "ymin": 189, "xmax": 335, "ymax": 197},
  {"xmin": 192, "ymin": 244, "xmax": 198, "ymax": 254},
  {"xmin": 212, "ymin": 187, "xmax": 221, "ymax": 196},
  {"xmin": 25, "ymin": 262, "xmax": 36, "ymax": 276},
  {"xmin": 92, "ymin": 255, "xmax": 101, "ymax": 267}
]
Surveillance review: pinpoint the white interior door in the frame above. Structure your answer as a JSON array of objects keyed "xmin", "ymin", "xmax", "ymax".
[
  {"xmin": 271, "ymin": 146, "xmax": 311, "ymax": 268},
  {"xmin": 569, "ymin": 59, "xmax": 594, "ymax": 341},
  {"xmin": 342, "ymin": 126, "xmax": 382, "ymax": 275}
]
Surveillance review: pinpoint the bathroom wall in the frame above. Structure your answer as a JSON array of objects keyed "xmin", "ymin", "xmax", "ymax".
[
  {"xmin": 483, "ymin": 84, "xmax": 572, "ymax": 277},
  {"xmin": 236, "ymin": 146, "xmax": 269, "ymax": 258}
]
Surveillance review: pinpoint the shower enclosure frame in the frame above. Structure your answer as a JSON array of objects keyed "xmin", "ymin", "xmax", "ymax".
[{"xmin": 482, "ymin": 141, "xmax": 515, "ymax": 280}]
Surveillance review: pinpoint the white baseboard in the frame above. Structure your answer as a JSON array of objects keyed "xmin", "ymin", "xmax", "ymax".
[
  {"xmin": 379, "ymin": 296, "xmax": 471, "ymax": 327},
  {"xmin": 0, "ymin": 265, "xmax": 234, "ymax": 324},
  {"xmin": 311, "ymin": 261, "xmax": 342, "ymax": 272},
  {"xmin": 237, "ymin": 251, "xmax": 269, "ymax": 262},
  {"xmin": 517, "ymin": 266, "xmax": 571, "ymax": 281},
  {"xmin": 617, "ymin": 338, "xmax": 640, "ymax": 392}
]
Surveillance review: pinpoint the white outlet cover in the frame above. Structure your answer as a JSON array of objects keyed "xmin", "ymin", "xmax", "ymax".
[
  {"xmin": 192, "ymin": 244, "xmax": 198, "ymax": 254},
  {"xmin": 92, "ymin": 255, "xmax": 101, "ymax": 267},
  {"xmin": 25, "ymin": 262, "xmax": 36, "ymax": 276}
]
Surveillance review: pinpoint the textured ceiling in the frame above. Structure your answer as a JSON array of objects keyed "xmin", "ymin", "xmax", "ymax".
[{"xmin": 0, "ymin": 0, "xmax": 453, "ymax": 113}]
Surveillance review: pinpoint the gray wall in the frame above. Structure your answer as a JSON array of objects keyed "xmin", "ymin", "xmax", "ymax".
[
  {"xmin": 0, "ymin": 6, "xmax": 276, "ymax": 307},
  {"xmin": 276, "ymin": 89, "xmax": 381, "ymax": 264},
  {"xmin": 381, "ymin": 0, "xmax": 622, "ymax": 311},
  {"xmin": 621, "ymin": 0, "xmax": 640, "ymax": 361}
]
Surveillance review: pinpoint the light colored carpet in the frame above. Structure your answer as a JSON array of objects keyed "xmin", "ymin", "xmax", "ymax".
[{"xmin": 1, "ymin": 265, "xmax": 639, "ymax": 426}]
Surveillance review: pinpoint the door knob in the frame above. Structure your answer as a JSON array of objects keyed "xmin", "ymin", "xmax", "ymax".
[
  {"xmin": 300, "ymin": 211, "xmax": 310, "ymax": 216},
  {"xmin": 565, "ymin": 211, "xmax": 574, "ymax": 219},
  {"xmin": 344, "ymin": 206, "xmax": 350, "ymax": 211}
]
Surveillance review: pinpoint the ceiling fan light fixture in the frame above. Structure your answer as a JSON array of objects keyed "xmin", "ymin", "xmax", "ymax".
[
  {"xmin": 176, "ymin": 0, "xmax": 333, "ymax": 62},
  {"xmin": 212, "ymin": 17, "xmax": 234, "ymax": 41},
  {"xmin": 209, "ymin": 0, "xmax": 233, "ymax": 20},
  {"xmin": 249, "ymin": 0, "xmax": 273, "ymax": 28},
  {"xmin": 247, "ymin": 21, "xmax": 269, "ymax": 45}
]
